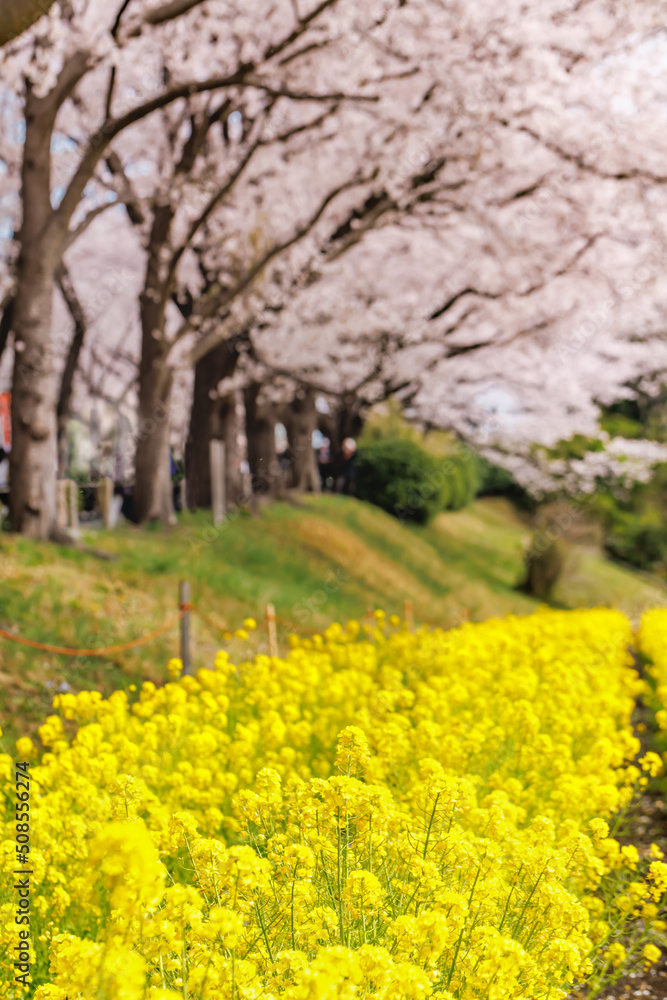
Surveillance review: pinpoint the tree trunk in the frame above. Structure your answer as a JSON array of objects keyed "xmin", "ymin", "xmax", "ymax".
[
  {"xmin": 9, "ymin": 84, "xmax": 63, "ymax": 538},
  {"xmin": 243, "ymin": 383, "xmax": 279, "ymax": 498},
  {"xmin": 185, "ymin": 339, "xmax": 240, "ymax": 510},
  {"xmin": 283, "ymin": 387, "xmax": 320, "ymax": 492},
  {"xmin": 9, "ymin": 57, "xmax": 101, "ymax": 537},
  {"xmin": 133, "ymin": 331, "xmax": 174, "ymax": 524},
  {"xmin": 215, "ymin": 391, "xmax": 242, "ymax": 507},
  {"xmin": 133, "ymin": 201, "xmax": 178, "ymax": 525},
  {"xmin": 10, "ymin": 253, "xmax": 59, "ymax": 537},
  {"xmin": 0, "ymin": 0, "xmax": 58, "ymax": 46}
]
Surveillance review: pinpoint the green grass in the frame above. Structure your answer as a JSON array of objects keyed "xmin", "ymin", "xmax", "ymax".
[{"xmin": 0, "ymin": 493, "xmax": 665, "ymax": 747}]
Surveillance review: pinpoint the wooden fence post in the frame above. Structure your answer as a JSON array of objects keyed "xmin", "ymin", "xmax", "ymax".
[
  {"xmin": 100, "ymin": 477, "xmax": 114, "ymax": 529},
  {"xmin": 403, "ymin": 598, "xmax": 414, "ymax": 631},
  {"xmin": 266, "ymin": 603, "xmax": 278, "ymax": 657},
  {"xmin": 180, "ymin": 580, "xmax": 192, "ymax": 675}
]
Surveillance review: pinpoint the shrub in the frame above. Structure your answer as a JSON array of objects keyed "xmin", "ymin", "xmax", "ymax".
[
  {"xmin": 593, "ymin": 488, "xmax": 667, "ymax": 571},
  {"xmin": 355, "ymin": 438, "xmax": 443, "ymax": 524},
  {"xmin": 438, "ymin": 448, "xmax": 482, "ymax": 511},
  {"xmin": 477, "ymin": 457, "xmax": 516, "ymax": 494},
  {"xmin": 605, "ymin": 512, "xmax": 667, "ymax": 571},
  {"xmin": 474, "ymin": 456, "xmax": 537, "ymax": 510},
  {"xmin": 356, "ymin": 440, "xmax": 489, "ymax": 523}
]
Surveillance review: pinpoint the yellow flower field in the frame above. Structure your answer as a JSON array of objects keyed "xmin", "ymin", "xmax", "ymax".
[
  {"xmin": 638, "ymin": 608, "xmax": 667, "ymax": 734},
  {"xmin": 1, "ymin": 608, "xmax": 666, "ymax": 999}
]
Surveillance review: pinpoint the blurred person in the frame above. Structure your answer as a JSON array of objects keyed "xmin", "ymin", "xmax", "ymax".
[
  {"xmin": 171, "ymin": 449, "xmax": 183, "ymax": 513},
  {"xmin": 317, "ymin": 436, "xmax": 335, "ymax": 491},
  {"xmin": 336, "ymin": 438, "xmax": 357, "ymax": 495}
]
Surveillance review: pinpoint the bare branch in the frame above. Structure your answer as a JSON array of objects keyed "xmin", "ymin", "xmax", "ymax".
[
  {"xmin": 264, "ymin": 0, "xmax": 339, "ymax": 61},
  {"xmin": 104, "ymin": 66, "xmax": 117, "ymax": 123},
  {"xmin": 429, "ymin": 287, "xmax": 500, "ymax": 322},
  {"xmin": 505, "ymin": 121, "xmax": 667, "ymax": 184},
  {"xmin": 166, "ymin": 137, "xmax": 263, "ymax": 291},
  {"xmin": 427, "ymin": 232, "xmax": 601, "ymax": 334},
  {"xmin": 52, "ymin": 64, "xmax": 253, "ymax": 236},
  {"xmin": 143, "ymin": 0, "xmax": 204, "ymax": 26},
  {"xmin": 53, "ymin": 63, "xmax": 370, "ymax": 240},
  {"xmin": 112, "ymin": 0, "xmax": 134, "ymax": 38},
  {"xmin": 104, "ymin": 150, "xmax": 146, "ymax": 225},
  {"xmin": 167, "ymin": 101, "xmax": 336, "ymax": 290},
  {"xmin": 56, "ymin": 264, "xmax": 87, "ymax": 426},
  {"xmin": 63, "ymin": 196, "xmax": 134, "ymax": 251},
  {"xmin": 243, "ymin": 74, "xmax": 378, "ymax": 103},
  {"xmin": 259, "ymin": 105, "xmax": 336, "ymax": 145}
]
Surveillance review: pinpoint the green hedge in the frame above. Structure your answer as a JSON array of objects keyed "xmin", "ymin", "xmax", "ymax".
[
  {"xmin": 593, "ymin": 485, "xmax": 667, "ymax": 572},
  {"xmin": 440, "ymin": 447, "xmax": 483, "ymax": 511},
  {"xmin": 356, "ymin": 439, "xmax": 486, "ymax": 524},
  {"xmin": 356, "ymin": 439, "xmax": 442, "ymax": 524}
]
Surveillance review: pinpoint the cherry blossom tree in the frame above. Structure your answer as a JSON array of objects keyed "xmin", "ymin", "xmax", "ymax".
[
  {"xmin": 2, "ymin": 0, "xmax": 452, "ymax": 530},
  {"xmin": 0, "ymin": 0, "xmax": 352, "ymax": 530},
  {"xmin": 3, "ymin": 0, "xmax": 667, "ymax": 534},
  {"xmin": 168, "ymin": 0, "xmax": 667, "ymax": 508},
  {"xmin": 217, "ymin": 7, "xmax": 667, "ymax": 497}
]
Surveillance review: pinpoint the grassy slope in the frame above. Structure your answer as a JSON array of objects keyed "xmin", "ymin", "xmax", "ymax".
[{"xmin": 0, "ymin": 494, "xmax": 664, "ymax": 746}]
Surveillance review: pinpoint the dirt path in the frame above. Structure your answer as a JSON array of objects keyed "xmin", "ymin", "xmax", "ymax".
[{"xmin": 572, "ymin": 793, "xmax": 667, "ymax": 999}]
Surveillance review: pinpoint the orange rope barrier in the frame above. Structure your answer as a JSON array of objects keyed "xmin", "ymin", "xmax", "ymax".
[
  {"xmin": 0, "ymin": 609, "xmax": 188, "ymax": 657},
  {"xmin": 0, "ymin": 597, "xmax": 453, "ymax": 660}
]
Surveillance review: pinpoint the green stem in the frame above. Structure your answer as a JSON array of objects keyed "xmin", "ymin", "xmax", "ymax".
[
  {"xmin": 255, "ymin": 897, "xmax": 274, "ymax": 963},
  {"xmin": 423, "ymin": 792, "xmax": 440, "ymax": 860},
  {"xmin": 290, "ymin": 861, "xmax": 298, "ymax": 950},
  {"xmin": 447, "ymin": 864, "xmax": 482, "ymax": 990},
  {"xmin": 337, "ymin": 808, "xmax": 345, "ymax": 945}
]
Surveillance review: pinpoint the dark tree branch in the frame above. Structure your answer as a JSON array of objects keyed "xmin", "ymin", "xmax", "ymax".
[
  {"xmin": 54, "ymin": 65, "xmax": 372, "ymax": 242},
  {"xmin": 264, "ymin": 0, "xmax": 339, "ymax": 61},
  {"xmin": 104, "ymin": 150, "xmax": 146, "ymax": 225},
  {"xmin": 56, "ymin": 264, "xmax": 87, "ymax": 426},
  {"xmin": 165, "ymin": 137, "xmax": 263, "ymax": 292},
  {"xmin": 429, "ymin": 234, "xmax": 600, "ymax": 322},
  {"xmin": 259, "ymin": 105, "xmax": 336, "ymax": 146},
  {"xmin": 497, "ymin": 178, "xmax": 548, "ymax": 205},
  {"xmin": 0, "ymin": 294, "xmax": 15, "ymax": 364},
  {"xmin": 63, "ymin": 195, "xmax": 136, "ymax": 250},
  {"xmin": 143, "ymin": 0, "xmax": 204, "ymax": 25},
  {"xmin": 53, "ymin": 64, "xmax": 254, "ymax": 235},
  {"xmin": 429, "ymin": 287, "xmax": 500, "ymax": 321},
  {"xmin": 506, "ymin": 121, "xmax": 667, "ymax": 183},
  {"xmin": 166, "ymin": 98, "xmax": 337, "ymax": 292},
  {"xmin": 244, "ymin": 75, "xmax": 378, "ymax": 103},
  {"xmin": 112, "ymin": 0, "xmax": 134, "ymax": 38}
]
